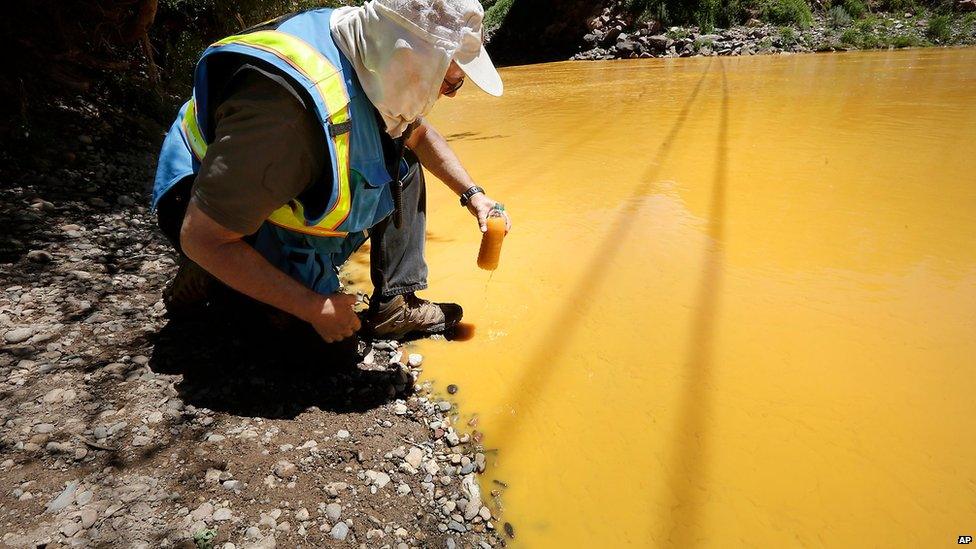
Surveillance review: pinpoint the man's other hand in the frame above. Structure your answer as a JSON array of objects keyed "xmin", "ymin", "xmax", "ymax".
[{"xmin": 307, "ymin": 293, "xmax": 361, "ymax": 343}]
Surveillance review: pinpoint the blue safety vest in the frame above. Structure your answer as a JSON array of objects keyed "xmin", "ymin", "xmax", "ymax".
[{"xmin": 152, "ymin": 9, "xmax": 399, "ymax": 294}]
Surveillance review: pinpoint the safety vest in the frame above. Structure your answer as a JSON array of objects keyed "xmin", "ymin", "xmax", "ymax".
[{"xmin": 152, "ymin": 8, "xmax": 395, "ymax": 238}]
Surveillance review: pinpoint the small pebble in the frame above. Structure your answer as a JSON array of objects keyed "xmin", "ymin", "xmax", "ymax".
[{"xmin": 330, "ymin": 521, "xmax": 349, "ymax": 540}]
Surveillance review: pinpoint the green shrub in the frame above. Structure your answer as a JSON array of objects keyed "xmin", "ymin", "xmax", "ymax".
[
  {"xmin": 840, "ymin": 27, "xmax": 860, "ymax": 44},
  {"xmin": 483, "ymin": 0, "xmax": 514, "ymax": 32},
  {"xmin": 759, "ymin": 0, "xmax": 813, "ymax": 29},
  {"xmin": 193, "ymin": 528, "xmax": 217, "ymax": 549},
  {"xmin": 892, "ymin": 34, "xmax": 924, "ymax": 47},
  {"xmin": 956, "ymin": 13, "xmax": 976, "ymax": 42},
  {"xmin": 859, "ymin": 32, "xmax": 884, "ymax": 48},
  {"xmin": 779, "ymin": 26, "xmax": 797, "ymax": 44},
  {"xmin": 842, "ymin": 0, "xmax": 867, "ymax": 18},
  {"xmin": 627, "ymin": 0, "xmax": 749, "ymax": 28},
  {"xmin": 666, "ymin": 26, "xmax": 693, "ymax": 39},
  {"xmin": 926, "ymin": 14, "xmax": 952, "ymax": 42},
  {"xmin": 854, "ymin": 15, "xmax": 878, "ymax": 32},
  {"xmin": 874, "ymin": 0, "xmax": 918, "ymax": 12},
  {"xmin": 694, "ymin": 37, "xmax": 716, "ymax": 50},
  {"xmin": 829, "ymin": 5, "xmax": 852, "ymax": 27},
  {"xmin": 695, "ymin": 0, "xmax": 721, "ymax": 32}
]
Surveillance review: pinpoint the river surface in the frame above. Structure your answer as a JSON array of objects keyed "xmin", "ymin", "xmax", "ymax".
[{"xmin": 353, "ymin": 48, "xmax": 976, "ymax": 547}]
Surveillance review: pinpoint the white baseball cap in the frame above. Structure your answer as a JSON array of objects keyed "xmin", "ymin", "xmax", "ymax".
[{"xmin": 373, "ymin": 0, "xmax": 504, "ymax": 96}]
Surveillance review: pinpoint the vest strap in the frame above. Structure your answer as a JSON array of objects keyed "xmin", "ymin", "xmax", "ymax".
[{"xmin": 329, "ymin": 120, "xmax": 353, "ymax": 137}]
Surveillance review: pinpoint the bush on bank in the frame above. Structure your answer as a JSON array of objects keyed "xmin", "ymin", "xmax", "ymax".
[{"xmin": 622, "ymin": 0, "xmax": 974, "ymax": 29}]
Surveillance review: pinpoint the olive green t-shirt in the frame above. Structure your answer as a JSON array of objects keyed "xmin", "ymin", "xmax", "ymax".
[{"xmin": 191, "ymin": 68, "xmax": 327, "ymax": 235}]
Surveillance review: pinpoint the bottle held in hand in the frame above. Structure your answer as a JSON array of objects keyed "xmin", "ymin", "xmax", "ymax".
[{"xmin": 477, "ymin": 206, "xmax": 506, "ymax": 271}]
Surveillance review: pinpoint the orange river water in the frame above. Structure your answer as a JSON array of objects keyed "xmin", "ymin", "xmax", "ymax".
[{"xmin": 347, "ymin": 48, "xmax": 976, "ymax": 547}]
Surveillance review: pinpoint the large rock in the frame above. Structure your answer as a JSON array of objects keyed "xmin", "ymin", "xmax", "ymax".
[
  {"xmin": 3, "ymin": 327, "xmax": 34, "ymax": 344},
  {"xmin": 647, "ymin": 35, "xmax": 670, "ymax": 51},
  {"xmin": 616, "ymin": 34, "xmax": 639, "ymax": 56}
]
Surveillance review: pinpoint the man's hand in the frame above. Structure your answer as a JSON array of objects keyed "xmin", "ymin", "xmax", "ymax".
[
  {"xmin": 181, "ymin": 200, "xmax": 362, "ymax": 345},
  {"xmin": 467, "ymin": 192, "xmax": 512, "ymax": 234},
  {"xmin": 305, "ymin": 293, "xmax": 361, "ymax": 343}
]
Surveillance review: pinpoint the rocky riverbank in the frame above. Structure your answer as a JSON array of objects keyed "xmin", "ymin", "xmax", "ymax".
[
  {"xmin": 0, "ymin": 93, "xmax": 507, "ymax": 547},
  {"xmin": 571, "ymin": 3, "xmax": 976, "ymax": 60}
]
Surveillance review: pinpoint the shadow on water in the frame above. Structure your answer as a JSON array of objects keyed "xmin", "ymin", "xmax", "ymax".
[
  {"xmin": 489, "ymin": 60, "xmax": 715, "ymax": 454},
  {"xmin": 147, "ymin": 301, "xmax": 413, "ymax": 420},
  {"xmin": 659, "ymin": 60, "xmax": 730, "ymax": 547}
]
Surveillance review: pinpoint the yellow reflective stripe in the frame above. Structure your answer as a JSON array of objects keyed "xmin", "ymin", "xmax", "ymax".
[
  {"xmin": 314, "ymin": 106, "xmax": 352, "ymax": 229},
  {"xmin": 267, "ymin": 216, "xmax": 348, "ymax": 238},
  {"xmin": 213, "ymin": 31, "xmax": 348, "ymax": 111},
  {"xmin": 267, "ymin": 200, "xmax": 347, "ymax": 237},
  {"xmin": 212, "ymin": 30, "xmax": 352, "ymax": 232},
  {"xmin": 181, "ymin": 99, "xmax": 208, "ymax": 161}
]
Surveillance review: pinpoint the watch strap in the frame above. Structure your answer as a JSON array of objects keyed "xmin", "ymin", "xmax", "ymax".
[{"xmin": 459, "ymin": 186, "xmax": 485, "ymax": 207}]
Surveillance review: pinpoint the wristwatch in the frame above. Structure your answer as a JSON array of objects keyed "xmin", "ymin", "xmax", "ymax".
[{"xmin": 459, "ymin": 186, "xmax": 485, "ymax": 207}]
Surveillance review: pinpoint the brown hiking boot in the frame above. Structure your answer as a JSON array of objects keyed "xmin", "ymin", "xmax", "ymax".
[
  {"xmin": 367, "ymin": 293, "xmax": 463, "ymax": 339},
  {"xmin": 162, "ymin": 254, "xmax": 214, "ymax": 318}
]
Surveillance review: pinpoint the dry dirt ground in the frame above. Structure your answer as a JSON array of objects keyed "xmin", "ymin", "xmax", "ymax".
[{"xmin": 0, "ymin": 93, "xmax": 509, "ymax": 548}]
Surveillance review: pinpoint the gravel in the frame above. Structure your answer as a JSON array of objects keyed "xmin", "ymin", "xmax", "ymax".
[{"xmin": 0, "ymin": 92, "xmax": 507, "ymax": 548}]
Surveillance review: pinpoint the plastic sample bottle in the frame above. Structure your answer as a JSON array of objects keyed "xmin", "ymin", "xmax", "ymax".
[{"xmin": 477, "ymin": 210, "xmax": 506, "ymax": 271}]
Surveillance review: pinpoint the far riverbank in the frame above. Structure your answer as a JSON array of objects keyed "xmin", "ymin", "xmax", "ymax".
[{"xmin": 571, "ymin": 6, "xmax": 976, "ymax": 61}]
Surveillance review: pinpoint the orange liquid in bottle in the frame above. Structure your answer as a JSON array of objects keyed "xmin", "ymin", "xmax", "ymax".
[{"xmin": 477, "ymin": 216, "xmax": 506, "ymax": 271}]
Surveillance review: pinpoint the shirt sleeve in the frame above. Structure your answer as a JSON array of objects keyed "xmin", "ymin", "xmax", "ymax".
[{"xmin": 191, "ymin": 70, "xmax": 327, "ymax": 235}]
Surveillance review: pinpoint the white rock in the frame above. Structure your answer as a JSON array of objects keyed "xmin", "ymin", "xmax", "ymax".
[
  {"xmin": 408, "ymin": 353, "xmax": 423, "ymax": 367},
  {"xmin": 330, "ymin": 522, "xmax": 349, "ymax": 540},
  {"xmin": 273, "ymin": 460, "xmax": 296, "ymax": 479},
  {"xmin": 4, "ymin": 327, "xmax": 34, "ymax": 344},
  {"xmin": 405, "ymin": 447, "xmax": 423, "ymax": 469},
  {"xmin": 43, "ymin": 388, "xmax": 65, "ymax": 404},
  {"xmin": 213, "ymin": 508, "xmax": 233, "ymax": 521},
  {"xmin": 190, "ymin": 502, "xmax": 214, "ymax": 522},
  {"xmin": 325, "ymin": 503, "xmax": 342, "ymax": 521},
  {"xmin": 366, "ymin": 470, "xmax": 391, "ymax": 489},
  {"xmin": 295, "ymin": 508, "xmax": 309, "ymax": 521},
  {"xmin": 258, "ymin": 513, "xmax": 276, "ymax": 529},
  {"xmin": 46, "ymin": 480, "xmax": 79, "ymax": 513},
  {"xmin": 246, "ymin": 536, "xmax": 277, "ymax": 549},
  {"xmin": 422, "ymin": 459, "xmax": 440, "ymax": 476},
  {"xmin": 75, "ymin": 490, "xmax": 93, "ymax": 506},
  {"xmin": 60, "ymin": 519, "xmax": 82, "ymax": 537},
  {"xmin": 80, "ymin": 507, "xmax": 98, "ymax": 528}
]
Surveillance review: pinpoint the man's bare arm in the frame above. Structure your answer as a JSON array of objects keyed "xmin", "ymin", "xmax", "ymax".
[
  {"xmin": 406, "ymin": 119, "xmax": 511, "ymax": 233},
  {"xmin": 180, "ymin": 199, "xmax": 360, "ymax": 342}
]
